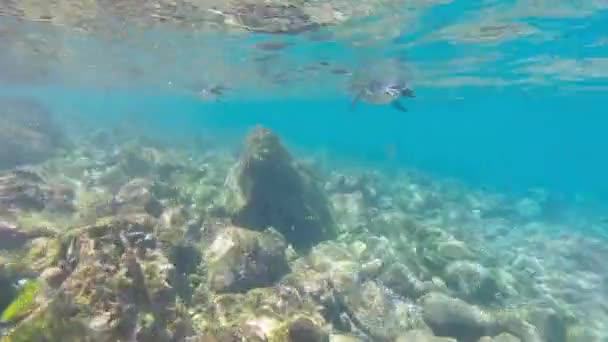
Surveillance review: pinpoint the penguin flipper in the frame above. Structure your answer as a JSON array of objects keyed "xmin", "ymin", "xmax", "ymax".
[
  {"xmin": 391, "ymin": 100, "xmax": 408, "ymax": 112},
  {"xmin": 351, "ymin": 91, "xmax": 363, "ymax": 111}
]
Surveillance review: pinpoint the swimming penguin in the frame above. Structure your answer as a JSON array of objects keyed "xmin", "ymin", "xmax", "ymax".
[
  {"xmin": 186, "ymin": 81, "xmax": 230, "ymax": 102},
  {"xmin": 351, "ymin": 79, "xmax": 415, "ymax": 112},
  {"xmin": 348, "ymin": 57, "xmax": 416, "ymax": 112},
  {"xmin": 197, "ymin": 84, "xmax": 229, "ymax": 102}
]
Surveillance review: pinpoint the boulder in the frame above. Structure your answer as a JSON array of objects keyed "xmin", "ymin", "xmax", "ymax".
[
  {"xmin": 223, "ymin": 126, "xmax": 335, "ymax": 251},
  {"xmin": 420, "ymin": 292, "xmax": 498, "ymax": 341},
  {"xmin": 205, "ymin": 225, "xmax": 289, "ymax": 293}
]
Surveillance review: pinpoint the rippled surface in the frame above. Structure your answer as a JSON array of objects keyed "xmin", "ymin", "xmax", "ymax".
[{"xmin": 2, "ymin": 0, "xmax": 607, "ymax": 98}]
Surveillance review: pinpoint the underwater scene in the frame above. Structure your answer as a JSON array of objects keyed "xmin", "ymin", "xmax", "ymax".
[{"xmin": 1, "ymin": 0, "xmax": 608, "ymax": 341}]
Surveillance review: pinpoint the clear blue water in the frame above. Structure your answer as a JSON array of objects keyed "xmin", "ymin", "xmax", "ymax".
[
  {"xmin": 11, "ymin": 84, "xmax": 608, "ymax": 203},
  {"xmin": 2, "ymin": 3, "xmax": 607, "ymax": 202}
]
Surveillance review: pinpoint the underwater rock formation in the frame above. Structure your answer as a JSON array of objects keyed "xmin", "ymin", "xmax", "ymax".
[
  {"xmin": 222, "ymin": 126, "xmax": 336, "ymax": 251},
  {"xmin": 0, "ymin": 127, "xmax": 599, "ymax": 341},
  {"xmin": 3, "ymin": 217, "xmax": 188, "ymax": 342},
  {"xmin": 478, "ymin": 333, "xmax": 522, "ymax": 342},
  {"xmin": 0, "ymin": 98, "xmax": 65, "ymax": 170},
  {"xmin": 205, "ymin": 225, "xmax": 289, "ymax": 293}
]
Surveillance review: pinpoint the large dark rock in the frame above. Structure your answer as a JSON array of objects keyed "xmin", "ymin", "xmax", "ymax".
[
  {"xmin": 222, "ymin": 126, "xmax": 336, "ymax": 251},
  {"xmin": 0, "ymin": 98, "xmax": 65, "ymax": 169}
]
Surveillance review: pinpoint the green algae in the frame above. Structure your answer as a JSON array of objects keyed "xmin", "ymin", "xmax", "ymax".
[
  {"xmin": 1, "ymin": 295, "xmax": 89, "ymax": 342},
  {"xmin": 1, "ymin": 280, "xmax": 41, "ymax": 323}
]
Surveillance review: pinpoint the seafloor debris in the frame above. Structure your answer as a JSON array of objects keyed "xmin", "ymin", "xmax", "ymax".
[{"xmin": 0, "ymin": 126, "xmax": 604, "ymax": 341}]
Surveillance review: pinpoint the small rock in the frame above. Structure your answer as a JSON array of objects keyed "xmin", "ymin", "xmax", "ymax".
[
  {"xmin": 478, "ymin": 333, "xmax": 521, "ymax": 342},
  {"xmin": 419, "ymin": 292, "xmax": 497, "ymax": 341},
  {"xmin": 40, "ymin": 267, "xmax": 68, "ymax": 288},
  {"xmin": 288, "ymin": 317, "xmax": 329, "ymax": 342},
  {"xmin": 444, "ymin": 261, "xmax": 503, "ymax": 304},
  {"xmin": 342, "ymin": 281, "xmax": 427, "ymax": 340},
  {"xmin": 115, "ymin": 178, "xmax": 163, "ymax": 217},
  {"xmin": 329, "ymin": 334, "xmax": 363, "ymax": 342},
  {"xmin": 359, "ymin": 258, "xmax": 383, "ymax": 280},
  {"xmin": 437, "ymin": 239, "xmax": 474, "ymax": 260},
  {"xmin": 524, "ymin": 307, "xmax": 568, "ymax": 342},
  {"xmin": 396, "ymin": 329, "xmax": 457, "ymax": 342},
  {"xmin": 349, "ymin": 241, "xmax": 367, "ymax": 259},
  {"xmin": 380, "ymin": 263, "xmax": 441, "ymax": 299},
  {"xmin": 206, "ymin": 226, "xmax": 289, "ymax": 293}
]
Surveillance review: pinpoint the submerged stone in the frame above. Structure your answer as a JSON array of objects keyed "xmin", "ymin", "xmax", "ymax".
[
  {"xmin": 396, "ymin": 329, "xmax": 457, "ymax": 342},
  {"xmin": 206, "ymin": 225, "xmax": 289, "ymax": 293},
  {"xmin": 380, "ymin": 263, "xmax": 444, "ymax": 299},
  {"xmin": 419, "ymin": 292, "xmax": 497, "ymax": 341},
  {"xmin": 444, "ymin": 261, "xmax": 504, "ymax": 304},
  {"xmin": 340, "ymin": 280, "xmax": 428, "ymax": 340},
  {"xmin": 437, "ymin": 239, "xmax": 475, "ymax": 260},
  {"xmin": 115, "ymin": 178, "xmax": 164, "ymax": 218},
  {"xmin": 478, "ymin": 333, "xmax": 522, "ymax": 342},
  {"xmin": 222, "ymin": 126, "xmax": 336, "ymax": 251},
  {"xmin": 288, "ymin": 317, "xmax": 329, "ymax": 342},
  {"xmin": 200, "ymin": 285, "xmax": 327, "ymax": 341}
]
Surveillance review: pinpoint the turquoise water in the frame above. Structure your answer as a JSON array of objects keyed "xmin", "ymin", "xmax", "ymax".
[
  {"xmin": 12, "ymin": 85, "xmax": 608, "ymax": 202},
  {"xmin": 2, "ymin": 1, "xmax": 608, "ymax": 341}
]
